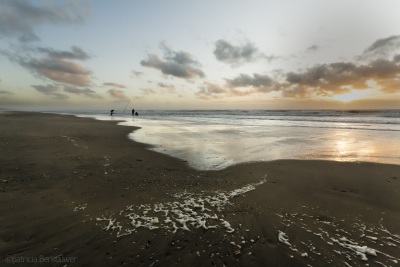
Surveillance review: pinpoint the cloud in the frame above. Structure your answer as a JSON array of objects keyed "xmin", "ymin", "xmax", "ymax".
[
  {"xmin": 0, "ymin": 0, "xmax": 88, "ymax": 43},
  {"xmin": 359, "ymin": 35, "xmax": 400, "ymax": 60},
  {"xmin": 23, "ymin": 57, "xmax": 91, "ymax": 86},
  {"xmin": 32, "ymin": 84, "xmax": 58, "ymax": 94},
  {"xmin": 195, "ymin": 36, "xmax": 400, "ymax": 100},
  {"xmin": 157, "ymin": 83, "xmax": 177, "ymax": 94},
  {"xmin": 226, "ymin": 73, "xmax": 275, "ymax": 93},
  {"xmin": 157, "ymin": 82, "xmax": 169, "ymax": 88},
  {"xmin": 214, "ymin": 39, "xmax": 275, "ymax": 66},
  {"xmin": 64, "ymin": 86, "xmax": 101, "ymax": 98},
  {"xmin": 280, "ymin": 85, "xmax": 311, "ymax": 98},
  {"xmin": 365, "ymin": 35, "xmax": 400, "ymax": 54},
  {"xmin": 140, "ymin": 42, "xmax": 204, "ymax": 79},
  {"xmin": 107, "ymin": 89, "xmax": 129, "ymax": 101},
  {"xmin": 196, "ymin": 82, "xmax": 227, "ymax": 99},
  {"xmin": 285, "ymin": 62, "xmax": 358, "ymax": 90},
  {"xmin": 103, "ymin": 82, "xmax": 126, "ymax": 88},
  {"xmin": 0, "ymin": 1, "xmax": 92, "ymax": 87},
  {"xmin": 131, "ymin": 70, "xmax": 143, "ymax": 77},
  {"xmin": 0, "ymin": 90, "xmax": 13, "ymax": 95},
  {"xmin": 374, "ymin": 78, "xmax": 400, "ymax": 93},
  {"xmin": 37, "ymin": 46, "xmax": 90, "ymax": 60},
  {"xmin": 141, "ymin": 88, "xmax": 157, "ymax": 95},
  {"xmin": 277, "ymin": 56, "xmax": 400, "ymax": 97},
  {"xmin": 195, "ymin": 74, "xmax": 276, "ymax": 100},
  {"xmin": 306, "ymin": 44, "xmax": 320, "ymax": 52},
  {"xmin": 32, "ymin": 84, "xmax": 68, "ymax": 99},
  {"xmin": 216, "ymin": 45, "xmax": 400, "ymax": 99},
  {"xmin": 2, "ymin": 46, "xmax": 91, "ymax": 86}
]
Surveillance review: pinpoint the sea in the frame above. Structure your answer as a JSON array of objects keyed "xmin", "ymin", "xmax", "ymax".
[{"xmin": 68, "ymin": 110, "xmax": 400, "ymax": 170}]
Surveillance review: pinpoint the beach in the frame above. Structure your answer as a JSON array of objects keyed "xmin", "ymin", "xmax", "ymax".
[
  {"xmin": 1, "ymin": 112, "xmax": 400, "ymax": 267},
  {"xmin": 79, "ymin": 109, "xmax": 400, "ymax": 170}
]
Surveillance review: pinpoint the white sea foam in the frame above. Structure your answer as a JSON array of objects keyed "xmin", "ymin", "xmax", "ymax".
[
  {"xmin": 73, "ymin": 203, "xmax": 87, "ymax": 212},
  {"xmin": 71, "ymin": 166, "xmax": 400, "ymax": 265},
  {"xmin": 96, "ymin": 177, "xmax": 267, "ymax": 237},
  {"xmin": 278, "ymin": 231, "xmax": 292, "ymax": 247},
  {"xmin": 332, "ymin": 238, "xmax": 377, "ymax": 261},
  {"xmin": 274, "ymin": 207, "xmax": 400, "ymax": 265}
]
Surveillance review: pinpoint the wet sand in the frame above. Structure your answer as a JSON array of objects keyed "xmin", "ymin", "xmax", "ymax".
[{"xmin": 1, "ymin": 112, "xmax": 399, "ymax": 266}]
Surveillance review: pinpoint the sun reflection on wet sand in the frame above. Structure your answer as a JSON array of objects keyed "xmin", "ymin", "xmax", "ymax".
[
  {"xmin": 121, "ymin": 118, "xmax": 400, "ymax": 170},
  {"xmin": 331, "ymin": 130, "xmax": 376, "ymax": 162}
]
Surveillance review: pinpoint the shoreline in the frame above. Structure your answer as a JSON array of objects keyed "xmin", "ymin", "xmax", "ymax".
[
  {"xmin": 75, "ymin": 109, "xmax": 400, "ymax": 170},
  {"xmin": 1, "ymin": 112, "xmax": 400, "ymax": 266}
]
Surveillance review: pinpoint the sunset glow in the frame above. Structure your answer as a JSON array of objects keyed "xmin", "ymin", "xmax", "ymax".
[
  {"xmin": 331, "ymin": 89, "xmax": 376, "ymax": 103},
  {"xmin": 0, "ymin": 0, "xmax": 400, "ymax": 110}
]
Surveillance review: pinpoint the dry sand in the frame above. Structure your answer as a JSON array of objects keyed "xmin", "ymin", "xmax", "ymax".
[{"xmin": 0, "ymin": 112, "xmax": 399, "ymax": 267}]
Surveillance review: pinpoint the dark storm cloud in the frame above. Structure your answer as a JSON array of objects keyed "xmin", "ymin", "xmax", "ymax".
[
  {"xmin": 0, "ymin": 0, "xmax": 88, "ymax": 42},
  {"xmin": 64, "ymin": 86, "xmax": 100, "ymax": 98},
  {"xmin": 32, "ymin": 84, "xmax": 68, "ymax": 99},
  {"xmin": 140, "ymin": 43, "xmax": 205, "ymax": 79},
  {"xmin": 214, "ymin": 39, "xmax": 260, "ymax": 65},
  {"xmin": 103, "ymin": 82, "xmax": 126, "ymax": 88}
]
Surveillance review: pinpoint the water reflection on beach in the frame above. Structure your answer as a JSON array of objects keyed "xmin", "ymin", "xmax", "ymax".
[
  {"xmin": 118, "ymin": 118, "xmax": 400, "ymax": 170},
  {"xmin": 74, "ymin": 111, "xmax": 400, "ymax": 170}
]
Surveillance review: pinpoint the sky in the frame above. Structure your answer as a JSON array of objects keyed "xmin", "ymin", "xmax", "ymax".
[{"xmin": 1, "ymin": 0, "xmax": 400, "ymax": 111}]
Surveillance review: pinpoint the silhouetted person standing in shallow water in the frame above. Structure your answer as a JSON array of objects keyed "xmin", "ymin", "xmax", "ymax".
[
  {"xmin": 132, "ymin": 109, "xmax": 135, "ymax": 116},
  {"xmin": 110, "ymin": 109, "xmax": 114, "ymax": 116}
]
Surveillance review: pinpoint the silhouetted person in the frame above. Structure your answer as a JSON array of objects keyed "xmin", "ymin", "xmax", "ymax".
[
  {"xmin": 132, "ymin": 109, "xmax": 135, "ymax": 116},
  {"xmin": 110, "ymin": 109, "xmax": 115, "ymax": 116},
  {"xmin": 135, "ymin": 112, "xmax": 138, "ymax": 116}
]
